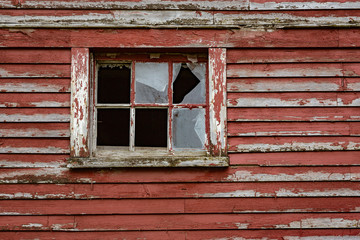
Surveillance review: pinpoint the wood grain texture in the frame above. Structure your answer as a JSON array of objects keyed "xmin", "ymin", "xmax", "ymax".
[
  {"xmin": 1, "ymin": 166, "xmax": 359, "ymax": 183},
  {"xmin": 228, "ymin": 122, "xmax": 360, "ymax": 136},
  {"xmin": 0, "ymin": 64, "xmax": 70, "ymax": 78},
  {"xmin": 0, "ymin": 79, "xmax": 70, "ymax": 93},
  {"xmin": 1, "ymin": 230, "xmax": 359, "ymax": 240},
  {"xmin": 1, "ymin": 213, "xmax": 360, "ymax": 230},
  {"xmin": 0, "ymin": 93, "xmax": 70, "ymax": 107},
  {"xmin": 227, "ymin": 92, "xmax": 360, "ymax": 107},
  {"xmin": 0, "ymin": 108, "xmax": 70, "ymax": 122},
  {"xmin": 1, "ymin": 197, "xmax": 359, "ymax": 215},
  {"xmin": 0, "ymin": 49, "xmax": 70, "ymax": 64},
  {"xmin": 227, "ymin": 107, "xmax": 360, "ymax": 122},
  {"xmin": 0, "ymin": 154, "xmax": 68, "ymax": 168},
  {"xmin": 229, "ymin": 136, "xmax": 360, "ymax": 152},
  {"xmin": 0, "ymin": 123, "xmax": 69, "ymax": 138},
  {"xmin": 229, "ymin": 151, "xmax": 360, "ymax": 166},
  {"xmin": 1, "ymin": 182, "xmax": 360, "ymax": 199},
  {"xmin": 0, "ymin": 29, "xmax": 346, "ymax": 48},
  {"xmin": 0, "ymin": 138, "xmax": 69, "ymax": 154},
  {"xmin": 2, "ymin": 10, "xmax": 360, "ymax": 28}
]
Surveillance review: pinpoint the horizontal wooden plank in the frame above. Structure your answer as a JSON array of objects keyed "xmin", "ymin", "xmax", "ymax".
[
  {"xmin": 0, "ymin": 49, "xmax": 70, "ymax": 64},
  {"xmin": 229, "ymin": 151, "xmax": 360, "ymax": 166},
  {"xmin": 1, "ymin": 229, "xmax": 360, "ymax": 240},
  {"xmin": 2, "ymin": 10, "xmax": 360, "ymax": 28},
  {"xmin": 0, "ymin": 64, "xmax": 70, "ymax": 78},
  {"xmin": 227, "ymin": 107, "xmax": 360, "ymax": 122},
  {"xmin": 0, "ymin": 93, "xmax": 70, "ymax": 107},
  {"xmin": 227, "ymin": 78, "xmax": 346, "ymax": 92},
  {"xmin": 0, "ymin": 78, "xmax": 70, "ymax": 92},
  {"xmin": 0, "ymin": 123, "xmax": 69, "ymax": 138},
  {"xmin": 0, "ymin": 10, "xmax": 213, "ymax": 28},
  {"xmin": 1, "ymin": 181, "xmax": 360, "ymax": 199},
  {"xmin": 227, "ymin": 48, "xmax": 360, "ymax": 64},
  {"xmin": 250, "ymin": 0, "xmax": 360, "ymax": 10},
  {"xmin": 227, "ymin": 92, "xmax": 360, "ymax": 107},
  {"xmin": 1, "ymin": 166, "xmax": 359, "ymax": 183},
  {"xmin": 216, "ymin": 10, "xmax": 360, "ymax": 28},
  {"xmin": 0, "ymin": 108, "xmax": 70, "ymax": 122},
  {"xmin": 228, "ymin": 122, "xmax": 360, "ymax": 136},
  {"xmin": 0, "ymin": 29, "xmax": 344, "ymax": 48},
  {"xmin": 0, "ymin": 154, "xmax": 68, "ymax": 168},
  {"xmin": 229, "ymin": 136, "xmax": 360, "ymax": 152},
  {"xmin": 1, "ymin": 197, "xmax": 359, "ymax": 215},
  {"xmin": 0, "ymin": 138, "xmax": 69, "ymax": 154},
  {"xmin": 227, "ymin": 63, "xmax": 360, "ymax": 78},
  {"xmin": 0, "ymin": 0, "xmax": 249, "ymax": 10},
  {"xmin": 2, "ymin": 213, "xmax": 360, "ymax": 230}
]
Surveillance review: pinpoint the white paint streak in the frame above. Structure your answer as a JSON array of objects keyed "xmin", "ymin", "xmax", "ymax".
[
  {"xmin": 0, "ymin": 160, "xmax": 65, "ymax": 168},
  {"xmin": 275, "ymin": 218, "xmax": 360, "ymax": 229},
  {"xmin": 251, "ymin": 1, "xmax": 360, "ymax": 10},
  {"xmin": 225, "ymin": 170, "xmax": 351, "ymax": 182},
  {"xmin": 21, "ymin": 223, "xmax": 44, "ymax": 228},
  {"xmin": 228, "ymin": 97, "xmax": 338, "ymax": 107},
  {"xmin": 285, "ymin": 236, "xmax": 360, "ymax": 240},
  {"xmin": 0, "ymin": 114, "xmax": 70, "ymax": 122},
  {"xmin": 0, "ymin": 82, "xmax": 70, "ymax": 92}
]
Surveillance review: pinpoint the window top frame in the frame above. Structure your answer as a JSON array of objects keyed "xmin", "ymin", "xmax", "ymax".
[{"xmin": 68, "ymin": 48, "xmax": 228, "ymax": 168}]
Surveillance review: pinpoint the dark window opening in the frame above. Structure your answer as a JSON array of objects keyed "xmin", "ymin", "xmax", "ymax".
[
  {"xmin": 98, "ymin": 65, "xmax": 131, "ymax": 103},
  {"xmin": 97, "ymin": 109, "xmax": 130, "ymax": 146},
  {"xmin": 135, "ymin": 109, "xmax": 167, "ymax": 147},
  {"xmin": 173, "ymin": 65, "xmax": 200, "ymax": 104}
]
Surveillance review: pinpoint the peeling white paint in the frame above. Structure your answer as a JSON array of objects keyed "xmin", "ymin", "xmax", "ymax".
[
  {"xmin": 0, "ymin": 160, "xmax": 65, "ymax": 168},
  {"xmin": 0, "ymin": 113, "xmax": 70, "ymax": 122},
  {"xmin": 285, "ymin": 236, "xmax": 360, "ymax": 240},
  {"xmin": 275, "ymin": 188, "xmax": 360, "ymax": 197},
  {"xmin": 21, "ymin": 223, "xmax": 44, "ymax": 228},
  {"xmin": 250, "ymin": 1, "xmax": 360, "ymax": 10},
  {"xmin": 275, "ymin": 218, "xmax": 360, "ymax": 229},
  {"xmin": 0, "ymin": 167, "xmax": 68, "ymax": 183},
  {"xmin": 234, "ymin": 223, "xmax": 250, "ymax": 229},
  {"xmin": 0, "ymin": 147, "xmax": 69, "ymax": 154},
  {"xmin": 225, "ymin": 170, "xmax": 351, "ymax": 182},
  {"xmin": 195, "ymin": 190, "xmax": 257, "ymax": 198}
]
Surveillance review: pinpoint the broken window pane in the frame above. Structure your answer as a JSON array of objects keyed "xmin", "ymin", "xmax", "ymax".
[
  {"xmin": 135, "ymin": 109, "xmax": 168, "ymax": 147},
  {"xmin": 173, "ymin": 63, "xmax": 206, "ymax": 104},
  {"xmin": 97, "ymin": 109, "xmax": 130, "ymax": 146},
  {"xmin": 98, "ymin": 64, "xmax": 131, "ymax": 104},
  {"xmin": 172, "ymin": 108, "xmax": 205, "ymax": 149},
  {"xmin": 135, "ymin": 62, "xmax": 168, "ymax": 103}
]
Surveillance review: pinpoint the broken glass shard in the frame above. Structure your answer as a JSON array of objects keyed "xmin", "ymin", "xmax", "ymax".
[
  {"xmin": 172, "ymin": 108, "xmax": 205, "ymax": 149},
  {"xmin": 173, "ymin": 63, "xmax": 206, "ymax": 104},
  {"xmin": 98, "ymin": 64, "xmax": 131, "ymax": 104},
  {"xmin": 135, "ymin": 62, "xmax": 168, "ymax": 103}
]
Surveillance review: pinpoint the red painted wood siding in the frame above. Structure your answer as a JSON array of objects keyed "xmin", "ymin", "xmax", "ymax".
[{"xmin": 1, "ymin": 1, "xmax": 360, "ymax": 239}]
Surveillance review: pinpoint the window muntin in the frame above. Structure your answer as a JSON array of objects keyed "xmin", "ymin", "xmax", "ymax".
[{"xmin": 93, "ymin": 55, "xmax": 208, "ymax": 156}]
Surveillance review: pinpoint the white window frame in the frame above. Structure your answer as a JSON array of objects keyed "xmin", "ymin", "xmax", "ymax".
[{"xmin": 68, "ymin": 48, "xmax": 228, "ymax": 168}]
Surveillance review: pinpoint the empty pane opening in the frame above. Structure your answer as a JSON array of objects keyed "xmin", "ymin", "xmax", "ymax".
[
  {"xmin": 98, "ymin": 65, "xmax": 131, "ymax": 104},
  {"xmin": 135, "ymin": 109, "xmax": 167, "ymax": 147},
  {"xmin": 97, "ymin": 109, "xmax": 130, "ymax": 146},
  {"xmin": 173, "ymin": 64, "xmax": 200, "ymax": 104}
]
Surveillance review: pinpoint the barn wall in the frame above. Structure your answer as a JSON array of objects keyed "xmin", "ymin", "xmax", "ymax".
[{"xmin": 1, "ymin": 1, "xmax": 360, "ymax": 239}]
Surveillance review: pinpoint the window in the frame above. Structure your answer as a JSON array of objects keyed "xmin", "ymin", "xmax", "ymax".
[{"xmin": 69, "ymin": 48, "xmax": 228, "ymax": 168}]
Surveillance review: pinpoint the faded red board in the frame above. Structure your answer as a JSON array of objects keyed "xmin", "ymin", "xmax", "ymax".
[
  {"xmin": 229, "ymin": 151, "xmax": 360, "ymax": 166},
  {"xmin": 0, "ymin": 29, "xmax": 346, "ymax": 48},
  {"xmin": 0, "ymin": 108, "xmax": 70, "ymax": 122},
  {"xmin": 0, "ymin": 138, "xmax": 70, "ymax": 154},
  {"xmin": 0, "ymin": 93, "xmax": 70, "ymax": 107},
  {"xmin": 0, "ymin": 122, "xmax": 70, "ymax": 138},
  {"xmin": 1, "ymin": 197, "xmax": 359, "ymax": 215},
  {"xmin": 227, "ymin": 107, "xmax": 360, "ymax": 122},
  {"xmin": 227, "ymin": 92, "xmax": 360, "ymax": 107},
  {"xmin": 228, "ymin": 122, "xmax": 360, "ymax": 136},
  {"xmin": 227, "ymin": 48, "xmax": 360, "ymax": 63},
  {"xmin": 0, "ymin": 78, "xmax": 71, "ymax": 93},
  {"xmin": 1, "ymin": 213, "xmax": 359, "ymax": 230},
  {"xmin": 2, "ymin": 182, "xmax": 360, "ymax": 199},
  {"xmin": 0, "ymin": 64, "xmax": 70, "ymax": 78},
  {"xmin": 1, "ymin": 166, "xmax": 359, "ymax": 183},
  {"xmin": 0, "ymin": 49, "xmax": 70, "ymax": 64},
  {"xmin": 228, "ymin": 136, "xmax": 360, "ymax": 152}
]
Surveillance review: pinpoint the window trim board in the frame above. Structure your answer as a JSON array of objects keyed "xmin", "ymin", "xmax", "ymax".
[{"xmin": 68, "ymin": 48, "xmax": 228, "ymax": 168}]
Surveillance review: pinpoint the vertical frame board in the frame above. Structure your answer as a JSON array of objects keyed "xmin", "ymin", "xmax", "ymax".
[
  {"xmin": 70, "ymin": 48, "xmax": 90, "ymax": 157},
  {"xmin": 209, "ymin": 48, "xmax": 227, "ymax": 156}
]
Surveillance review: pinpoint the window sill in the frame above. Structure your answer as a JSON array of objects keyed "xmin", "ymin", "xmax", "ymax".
[{"xmin": 67, "ymin": 156, "xmax": 228, "ymax": 168}]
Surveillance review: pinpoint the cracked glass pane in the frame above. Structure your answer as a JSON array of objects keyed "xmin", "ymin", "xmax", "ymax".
[
  {"xmin": 173, "ymin": 63, "xmax": 206, "ymax": 104},
  {"xmin": 135, "ymin": 62, "xmax": 168, "ymax": 103},
  {"xmin": 172, "ymin": 108, "xmax": 205, "ymax": 149}
]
